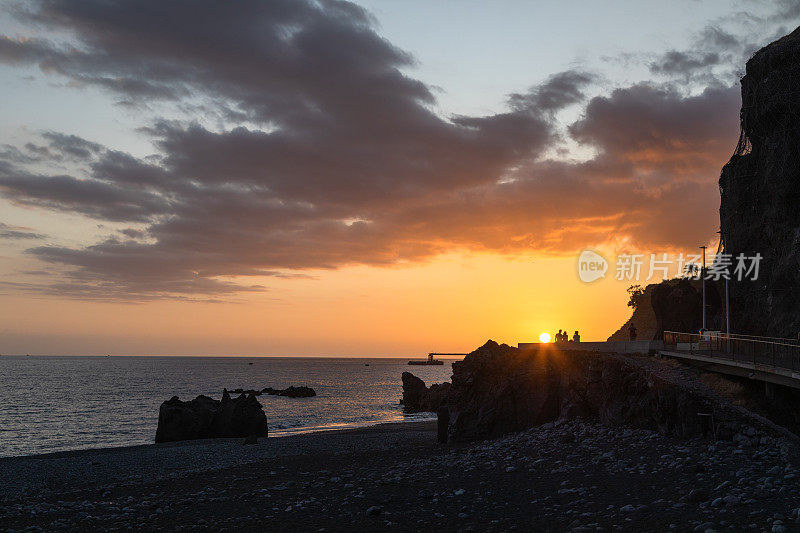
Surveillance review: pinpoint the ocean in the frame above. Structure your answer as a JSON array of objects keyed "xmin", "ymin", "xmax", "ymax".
[{"xmin": 0, "ymin": 355, "xmax": 454, "ymax": 458}]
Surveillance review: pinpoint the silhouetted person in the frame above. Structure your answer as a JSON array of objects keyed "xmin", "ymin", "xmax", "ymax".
[
  {"xmin": 437, "ymin": 406, "xmax": 449, "ymax": 444},
  {"xmin": 573, "ymin": 330, "xmax": 581, "ymax": 342},
  {"xmin": 556, "ymin": 329, "xmax": 563, "ymax": 342},
  {"xmin": 629, "ymin": 323, "xmax": 637, "ymax": 341}
]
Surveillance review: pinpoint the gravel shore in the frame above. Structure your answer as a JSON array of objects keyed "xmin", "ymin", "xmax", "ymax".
[{"xmin": 3, "ymin": 414, "xmax": 800, "ymax": 532}]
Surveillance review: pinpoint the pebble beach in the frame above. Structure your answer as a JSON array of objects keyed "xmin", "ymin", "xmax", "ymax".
[{"xmin": 3, "ymin": 416, "xmax": 800, "ymax": 532}]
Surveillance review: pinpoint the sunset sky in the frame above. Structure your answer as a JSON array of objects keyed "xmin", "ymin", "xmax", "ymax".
[{"xmin": 1, "ymin": 0, "xmax": 798, "ymax": 356}]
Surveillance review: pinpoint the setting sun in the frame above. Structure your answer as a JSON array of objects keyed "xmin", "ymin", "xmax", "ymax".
[{"xmin": 539, "ymin": 332, "xmax": 551, "ymax": 343}]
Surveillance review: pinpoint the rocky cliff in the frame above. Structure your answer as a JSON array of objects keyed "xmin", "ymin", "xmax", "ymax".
[
  {"xmin": 446, "ymin": 340, "xmax": 774, "ymax": 443},
  {"xmin": 607, "ymin": 283, "xmax": 660, "ymax": 341},
  {"xmin": 608, "ymin": 278, "xmax": 722, "ymax": 341},
  {"xmin": 719, "ymin": 26, "xmax": 800, "ymax": 337}
]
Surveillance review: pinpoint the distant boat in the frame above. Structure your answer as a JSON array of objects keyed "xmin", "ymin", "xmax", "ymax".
[
  {"xmin": 248, "ymin": 362, "xmax": 254, "ymax": 365},
  {"xmin": 364, "ymin": 363, "xmax": 370, "ymax": 366}
]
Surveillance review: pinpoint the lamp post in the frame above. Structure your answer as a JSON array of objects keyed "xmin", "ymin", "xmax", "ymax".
[
  {"xmin": 725, "ymin": 277, "xmax": 730, "ymax": 334},
  {"xmin": 716, "ymin": 230, "xmax": 731, "ymax": 345},
  {"xmin": 700, "ymin": 245, "xmax": 707, "ymax": 333}
]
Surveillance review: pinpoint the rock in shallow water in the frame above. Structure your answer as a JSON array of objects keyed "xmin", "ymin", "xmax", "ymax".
[
  {"xmin": 401, "ymin": 372, "xmax": 450, "ymax": 412},
  {"xmin": 261, "ymin": 386, "xmax": 316, "ymax": 397},
  {"xmin": 155, "ymin": 390, "xmax": 268, "ymax": 443}
]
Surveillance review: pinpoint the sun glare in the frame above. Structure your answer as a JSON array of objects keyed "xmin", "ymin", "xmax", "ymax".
[{"xmin": 539, "ymin": 332, "xmax": 551, "ymax": 343}]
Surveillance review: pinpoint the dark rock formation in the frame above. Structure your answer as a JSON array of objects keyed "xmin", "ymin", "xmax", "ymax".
[
  {"xmin": 225, "ymin": 386, "xmax": 317, "ymax": 397},
  {"xmin": 261, "ymin": 386, "xmax": 316, "ymax": 397},
  {"xmin": 719, "ymin": 26, "xmax": 800, "ymax": 337},
  {"xmin": 608, "ymin": 279, "xmax": 723, "ymax": 340},
  {"xmin": 231, "ymin": 388, "xmax": 262, "ymax": 395},
  {"xmin": 401, "ymin": 372, "xmax": 427, "ymax": 409},
  {"xmin": 447, "ymin": 340, "xmax": 743, "ymax": 442},
  {"xmin": 401, "ymin": 372, "xmax": 450, "ymax": 412},
  {"xmin": 155, "ymin": 391, "xmax": 268, "ymax": 443},
  {"xmin": 651, "ymin": 279, "xmax": 703, "ymax": 335},
  {"xmin": 281, "ymin": 386, "xmax": 316, "ymax": 398},
  {"xmin": 651, "ymin": 278, "xmax": 723, "ymax": 336},
  {"xmin": 607, "ymin": 283, "xmax": 660, "ymax": 341}
]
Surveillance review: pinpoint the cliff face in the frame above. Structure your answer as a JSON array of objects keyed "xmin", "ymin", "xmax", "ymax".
[
  {"xmin": 607, "ymin": 283, "xmax": 659, "ymax": 341},
  {"xmin": 719, "ymin": 26, "xmax": 800, "ymax": 337},
  {"xmin": 607, "ymin": 279, "xmax": 722, "ymax": 341},
  {"xmin": 446, "ymin": 340, "xmax": 767, "ymax": 443}
]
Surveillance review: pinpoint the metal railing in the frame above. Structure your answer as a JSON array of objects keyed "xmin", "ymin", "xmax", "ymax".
[
  {"xmin": 715, "ymin": 332, "xmax": 800, "ymax": 347},
  {"xmin": 663, "ymin": 331, "xmax": 800, "ymax": 373}
]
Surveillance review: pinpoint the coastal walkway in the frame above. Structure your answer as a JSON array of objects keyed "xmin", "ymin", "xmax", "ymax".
[
  {"xmin": 517, "ymin": 340, "xmax": 663, "ymax": 353},
  {"xmin": 660, "ymin": 331, "xmax": 800, "ymax": 391}
]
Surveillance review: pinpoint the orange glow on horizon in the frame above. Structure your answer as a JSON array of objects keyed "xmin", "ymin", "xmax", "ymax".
[{"xmin": 0, "ymin": 252, "xmax": 635, "ymax": 355}]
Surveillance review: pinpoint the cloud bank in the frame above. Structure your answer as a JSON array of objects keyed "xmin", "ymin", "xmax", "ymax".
[{"xmin": 0, "ymin": 0, "xmax": 792, "ymax": 299}]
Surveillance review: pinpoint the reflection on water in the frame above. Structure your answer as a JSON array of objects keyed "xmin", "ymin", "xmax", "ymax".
[{"xmin": 0, "ymin": 356, "xmax": 454, "ymax": 457}]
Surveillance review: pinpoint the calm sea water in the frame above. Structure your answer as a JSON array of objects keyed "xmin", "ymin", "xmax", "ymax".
[{"xmin": 0, "ymin": 356, "xmax": 454, "ymax": 458}]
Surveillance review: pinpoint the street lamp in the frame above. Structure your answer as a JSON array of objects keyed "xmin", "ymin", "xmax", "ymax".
[
  {"xmin": 700, "ymin": 245, "xmax": 707, "ymax": 333},
  {"xmin": 716, "ymin": 231, "xmax": 731, "ymax": 338}
]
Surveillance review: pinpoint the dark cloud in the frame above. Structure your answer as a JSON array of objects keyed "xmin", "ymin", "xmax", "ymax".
[
  {"xmin": 0, "ymin": 222, "xmax": 45, "ymax": 240},
  {"xmin": 508, "ymin": 71, "xmax": 596, "ymax": 113},
  {"xmin": 697, "ymin": 26, "xmax": 741, "ymax": 51},
  {"xmin": 119, "ymin": 228, "xmax": 146, "ymax": 239},
  {"xmin": 0, "ymin": 0, "xmax": 758, "ymax": 299},
  {"xmin": 650, "ymin": 51, "xmax": 721, "ymax": 77},
  {"xmin": 570, "ymin": 84, "xmax": 741, "ymax": 179},
  {"xmin": 39, "ymin": 132, "xmax": 103, "ymax": 160},
  {"xmin": 0, "ymin": 163, "xmax": 171, "ymax": 222},
  {"xmin": 2, "ymin": 131, "xmax": 104, "ymax": 164},
  {"xmin": 648, "ymin": 7, "xmax": 800, "ymax": 82}
]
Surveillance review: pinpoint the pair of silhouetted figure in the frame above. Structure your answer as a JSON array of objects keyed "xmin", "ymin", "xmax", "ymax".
[{"xmin": 555, "ymin": 329, "xmax": 580, "ymax": 343}]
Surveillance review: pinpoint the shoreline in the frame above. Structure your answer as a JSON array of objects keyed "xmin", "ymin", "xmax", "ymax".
[
  {"xmin": 0, "ymin": 417, "xmax": 437, "ymax": 463},
  {"xmin": 0, "ymin": 420, "xmax": 440, "ymax": 501}
]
